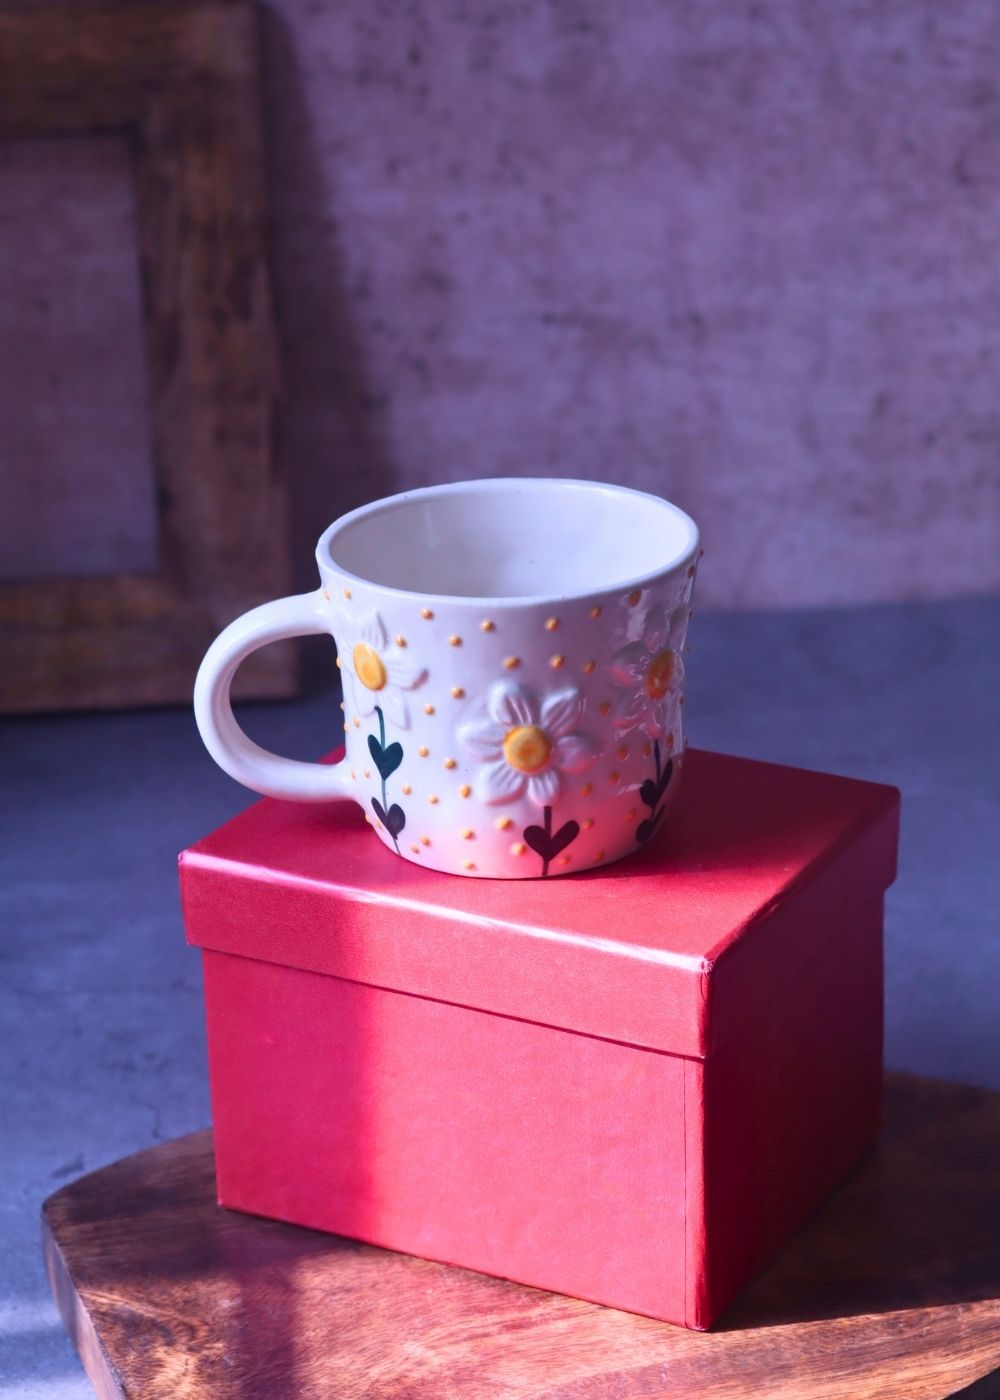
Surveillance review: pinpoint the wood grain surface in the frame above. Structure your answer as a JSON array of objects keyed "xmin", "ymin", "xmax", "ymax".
[
  {"xmin": 0, "ymin": 0, "xmax": 294, "ymax": 712},
  {"xmin": 42, "ymin": 1074, "xmax": 1000, "ymax": 1399}
]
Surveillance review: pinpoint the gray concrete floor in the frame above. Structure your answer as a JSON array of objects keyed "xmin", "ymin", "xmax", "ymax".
[{"xmin": 2, "ymin": 596, "xmax": 998, "ymax": 1395}]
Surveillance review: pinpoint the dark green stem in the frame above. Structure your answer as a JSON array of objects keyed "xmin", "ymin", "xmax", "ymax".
[{"xmin": 374, "ymin": 705, "xmax": 399, "ymax": 853}]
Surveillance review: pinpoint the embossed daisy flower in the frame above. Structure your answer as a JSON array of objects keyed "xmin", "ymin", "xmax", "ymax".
[
  {"xmin": 458, "ymin": 681, "xmax": 598, "ymax": 806},
  {"xmin": 339, "ymin": 609, "xmax": 425, "ymax": 729},
  {"xmin": 609, "ymin": 602, "xmax": 687, "ymax": 738}
]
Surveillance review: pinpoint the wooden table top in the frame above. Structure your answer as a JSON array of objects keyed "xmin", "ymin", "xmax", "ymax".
[{"xmin": 42, "ymin": 1073, "xmax": 1000, "ymax": 1399}]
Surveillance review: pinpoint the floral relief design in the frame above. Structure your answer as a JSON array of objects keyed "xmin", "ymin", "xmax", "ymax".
[
  {"xmin": 339, "ymin": 609, "xmax": 425, "ymax": 729},
  {"xmin": 368, "ymin": 704, "xmax": 406, "ymax": 852},
  {"xmin": 458, "ymin": 680, "xmax": 598, "ymax": 807},
  {"xmin": 608, "ymin": 601, "xmax": 687, "ymax": 738},
  {"xmin": 636, "ymin": 740, "xmax": 674, "ymax": 846}
]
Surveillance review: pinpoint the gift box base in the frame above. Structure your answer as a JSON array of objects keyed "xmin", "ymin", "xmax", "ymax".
[{"xmin": 201, "ymin": 900, "xmax": 883, "ymax": 1330}]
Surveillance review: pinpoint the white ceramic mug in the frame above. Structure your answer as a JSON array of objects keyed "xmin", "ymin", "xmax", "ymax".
[{"xmin": 195, "ymin": 479, "xmax": 700, "ymax": 878}]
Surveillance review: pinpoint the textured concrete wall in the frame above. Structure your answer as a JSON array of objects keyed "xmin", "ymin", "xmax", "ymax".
[
  {"xmin": 262, "ymin": 0, "xmax": 1000, "ymax": 607},
  {"xmin": 3, "ymin": 2, "xmax": 999, "ymax": 608}
]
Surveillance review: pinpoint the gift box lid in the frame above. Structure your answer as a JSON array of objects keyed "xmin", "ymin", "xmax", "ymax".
[{"xmin": 179, "ymin": 748, "xmax": 900, "ymax": 1060}]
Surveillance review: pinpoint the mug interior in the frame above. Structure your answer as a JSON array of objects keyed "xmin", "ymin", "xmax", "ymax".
[{"xmin": 323, "ymin": 479, "xmax": 698, "ymax": 600}]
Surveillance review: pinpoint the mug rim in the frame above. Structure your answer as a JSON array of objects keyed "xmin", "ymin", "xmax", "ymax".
[{"xmin": 316, "ymin": 477, "xmax": 700, "ymax": 607}]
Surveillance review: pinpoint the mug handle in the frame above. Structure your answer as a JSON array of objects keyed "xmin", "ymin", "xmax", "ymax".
[{"xmin": 194, "ymin": 590, "xmax": 354, "ymax": 802}]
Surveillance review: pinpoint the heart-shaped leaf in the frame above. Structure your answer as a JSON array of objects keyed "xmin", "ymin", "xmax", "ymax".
[
  {"xmin": 371, "ymin": 798, "xmax": 406, "ymax": 838},
  {"xmin": 640, "ymin": 757, "xmax": 675, "ymax": 810},
  {"xmin": 368, "ymin": 734, "xmax": 404, "ymax": 780},
  {"xmin": 523, "ymin": 817, "xmax": 580, "ymax": 862},
  {"xmin": 636, "ymin": 807, "xmax": 667, "ymax": 846}
]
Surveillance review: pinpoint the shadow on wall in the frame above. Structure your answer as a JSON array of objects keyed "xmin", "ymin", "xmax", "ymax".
[
  {"xmin": 259, "ymin": 11, "xmax": 398, "ymax": 695},
  {"xmin": 260, "ymin": 9, "xmax": 397, "ymax": 586}
]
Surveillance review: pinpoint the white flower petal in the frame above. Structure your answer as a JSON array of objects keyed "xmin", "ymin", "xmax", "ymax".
[
  {"xmin": 610, "ymin": 688, "xmax": 647, "ymax": 731},
  {"xmin": 609, "ymin": 641, "xmax": 649, "ymax": 688},
  {"xmin": 672, "ymin": 651, "xmax": 686, "ymax": 691},
  {"xmin": 643, "ymin": 603, "xmax": 669, "ymax": 652},
  {"xmin": 379, "ymin": 688, "xmax": 409, "ymax": 730},
  {"xmin": 353, "ymin": 686, "xmax": 378, "ymax": 717},
  {"xmin": 667, "ymin": 603, "xmax": 689, "ymax": 646},
  {"xmin": 539, "ymin": 686, "xmax": 584, "ymax": 738},
  {"xmin": 336, "ymin": 617, "xmax": 357, "ymax": 652},
  {"xmin": 487, "ymin": 680, "xmax": 536, "ymax": 729},
  {"xmin": 355, "ymin": 611, "xmax": 388, "ymax": 651},
  {"xmin": 553, "ymin": 730, "xmax": 599, "ymax": 773},
  {"xmin": 476, "ymin": 758, "xmax": 527, "ymax": 804},
  {"xmin": 457, "ymin": 715, "xmax": 506, "ymax": 758},
  {"xmin": 643, "ymin": 698, "xmax": 669, "ymax": 739},
  {"xmin": 527, "ymin": 766, "xmax": 562, "ymax": 807},
  {"xmin": 383, "ymin": 653, "xmax": 426, "ymax": 691}
]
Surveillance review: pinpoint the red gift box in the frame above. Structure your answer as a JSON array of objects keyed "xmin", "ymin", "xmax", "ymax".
[{"xmin": 179, "ymin": 748, "xmax": 899, "ymax": 1330}]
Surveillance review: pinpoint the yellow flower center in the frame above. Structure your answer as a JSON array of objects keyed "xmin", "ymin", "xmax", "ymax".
[
  {"xmin": 502, "ymin": 724, "xmax": 553, "ymax": 774},
  {"xmin": 353, "ymin": 642, "xmax": 387, "ymax": 691},
  {"xmin": 645, "ymin": 648, "xmax": 676, "ymax": 700}
]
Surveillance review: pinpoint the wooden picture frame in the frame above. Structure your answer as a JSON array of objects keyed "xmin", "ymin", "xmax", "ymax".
[{"xmin": 0, "ymin": 0, "xmax": 296, "ymax": 711}]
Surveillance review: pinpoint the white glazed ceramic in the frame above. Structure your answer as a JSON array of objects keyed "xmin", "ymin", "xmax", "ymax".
[{"xmin": 194, "ymin": 479, "xmax": 700, "ymax": 878}]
